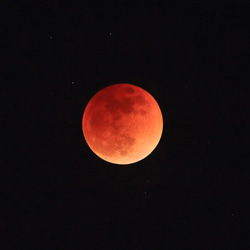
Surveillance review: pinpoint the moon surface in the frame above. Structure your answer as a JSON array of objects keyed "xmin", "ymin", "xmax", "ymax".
[{"xmin": 82, "ymin": 83, "xmax": 163, "ymax": 165}]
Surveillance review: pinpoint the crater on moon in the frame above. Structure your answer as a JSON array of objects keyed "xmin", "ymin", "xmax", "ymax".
[{"xmin": 125, "ymin": 87, "xmax": 135, "ymax": 94}]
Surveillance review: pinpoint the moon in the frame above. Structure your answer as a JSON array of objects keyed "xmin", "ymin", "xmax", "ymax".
[{"xmin": 82, "ymin": 83, "xmax": 163, "ymax": 165}]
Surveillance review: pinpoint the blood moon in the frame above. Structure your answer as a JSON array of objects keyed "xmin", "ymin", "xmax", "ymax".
[{"xmin": 82, "ymin": 83, "xmax": 163, "ymax": 165}]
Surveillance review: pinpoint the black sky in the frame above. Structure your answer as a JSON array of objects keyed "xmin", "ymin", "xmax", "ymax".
[{"xmin": 2, "ymin": 1, "xmax": 250, "ymax": 249}]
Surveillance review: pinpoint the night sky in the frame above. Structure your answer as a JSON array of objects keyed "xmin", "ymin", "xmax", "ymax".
[{"xmin": 2, "ymin": 1, "xmax": 249, "ymax": 249}]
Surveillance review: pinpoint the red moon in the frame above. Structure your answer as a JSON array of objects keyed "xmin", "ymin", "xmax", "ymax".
[{"xmin": 82, "ymin": 83, "xmax": 163, "ymax": 165}]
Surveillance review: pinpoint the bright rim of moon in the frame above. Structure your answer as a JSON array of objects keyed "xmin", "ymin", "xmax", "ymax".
[{"xmin": 82, "ymin": 83, "xmax": 163, "ymax": 165}]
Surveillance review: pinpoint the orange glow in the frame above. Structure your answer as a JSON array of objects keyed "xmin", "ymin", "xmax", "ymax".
[{"xmin": 82, "ymin": 83, "xmax": 163, "ymax": 165}]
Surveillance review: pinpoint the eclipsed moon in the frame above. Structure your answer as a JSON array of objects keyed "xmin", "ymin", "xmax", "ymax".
[{"xmin": 82, "ymin": 83, "xmax": 163, "ymax": 165}]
